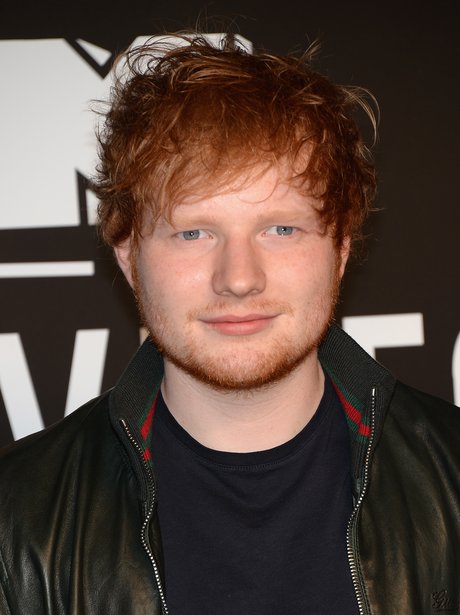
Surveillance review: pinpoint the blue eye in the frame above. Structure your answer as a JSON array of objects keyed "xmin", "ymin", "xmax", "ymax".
[
  {"xmin": 267, "ymin": 225, "xmax": 294, "ymax": 236},
  {"xmin": 277, "ymin": 226, "xmax": 294, "ymax": 236},
  {"xmin": 180, "ymin": 230, "xmax": 203, "ymax": 241}
]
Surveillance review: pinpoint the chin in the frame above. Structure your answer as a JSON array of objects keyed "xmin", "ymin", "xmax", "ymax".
[{"xmin": 161, "ymin": 337, "xmax": 321, "ymax": 392}]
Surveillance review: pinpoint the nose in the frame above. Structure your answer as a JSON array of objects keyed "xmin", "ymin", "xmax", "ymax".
[{"xmin": 212, "ymin": 237, "xmax": 266, "ymax": 298}]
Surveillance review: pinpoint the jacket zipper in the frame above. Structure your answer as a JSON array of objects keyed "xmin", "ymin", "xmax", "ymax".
[
  {"xmin": 120, "ymin": 418, "xmax": 169, "ymax": 615},
  {"xmin": 346, "ymin": 387, "xmax": 377, "ymax": 615}
]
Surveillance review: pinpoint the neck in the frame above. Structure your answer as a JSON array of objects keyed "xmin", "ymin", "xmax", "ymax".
[{"xmin": 160, "ymin": 353, "xmax": 325, "ymax": 453}]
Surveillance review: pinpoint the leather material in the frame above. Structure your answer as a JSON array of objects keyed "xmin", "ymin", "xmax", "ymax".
[
  {"xmin": 358, "ymin": 383, "xmax": 460, "ymax": 614},
  {"xmin": 0, "ymin": 396, "xmax": 164, "ymax": 614},
  {"xmin": 0, "ymin": 324, "xmax": 459, "ymax": 614}
]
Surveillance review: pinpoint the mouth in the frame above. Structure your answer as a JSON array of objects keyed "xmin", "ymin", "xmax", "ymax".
[{"xmin": 200, "ymin": 314, "xmax": 278, "ymax": 336}]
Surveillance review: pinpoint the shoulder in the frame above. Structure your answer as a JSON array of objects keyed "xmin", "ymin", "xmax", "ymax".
[
  {"xmin": 0, "ymin": 391, "xmax": 112, "ymax": 477},
  {"xmin": 373, "ymin": 380, "xmax": 460, "ymax": 490},
  {"xmin": 387, "ymin": 380, "xmax": 460, "ymax": 441},
  {"xmin": 361, "ymin": 384, "xmax": 460, "ymax": 610},
  {"xmin": 0, "ymin": 390, "xmax": 139, "ymax": 576},
  {"xmin": 0, "ymin": 390, "xmax": 155, "ymax": 612},
  {"xmin": 0, "ymin": 390, "xmax": 131, "ymax": 530}
]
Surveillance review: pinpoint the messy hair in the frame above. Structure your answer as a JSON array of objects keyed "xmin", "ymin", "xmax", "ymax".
[{"xmin": 95, "ymin": 33, "xmax": 377, "ymax": 249}]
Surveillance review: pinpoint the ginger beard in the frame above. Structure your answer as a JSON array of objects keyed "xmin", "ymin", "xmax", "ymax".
[{"xmin": 131, "ymin": 257, "xmax": 343, "ymax": 392}]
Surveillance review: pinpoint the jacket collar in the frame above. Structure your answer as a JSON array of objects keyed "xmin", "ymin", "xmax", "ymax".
[
  {"xmin": 319, "ymin": 323, "xmax": 396, "ymax": 441},
  {"xmin": 109, "ymin": 323, "xmax": 396, "ymax": 467}
]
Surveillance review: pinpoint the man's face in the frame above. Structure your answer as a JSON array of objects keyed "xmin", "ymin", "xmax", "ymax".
[{"xmin": 116, "ymin": 167, "xmax": 349, "ymax": 391}]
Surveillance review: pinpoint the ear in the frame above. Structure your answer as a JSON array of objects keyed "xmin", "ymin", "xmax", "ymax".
[
  {"xmin": 114, "ymin": 237, "xmax": 135, "ymax": 288},
  {"xmin": 338, "ymin": 236, "xmax": 351, "ymax": 279}
]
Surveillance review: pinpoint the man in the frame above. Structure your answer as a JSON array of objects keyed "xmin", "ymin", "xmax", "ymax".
[{"xmin": 0, "ymin": 34, "xmax": 459, "ymax": 615}]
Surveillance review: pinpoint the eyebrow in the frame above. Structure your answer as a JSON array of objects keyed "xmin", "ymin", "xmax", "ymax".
[
  {"xmin": 257, "ymin": 207, "xmax": 318, "ymax": 219},
  {"xmin": 165, "ymin": 213, "xmax": 220, "ymax": 229},
  {"xmin": 163, "ymin": 196, "xmax": 321, "ymax": 229}
]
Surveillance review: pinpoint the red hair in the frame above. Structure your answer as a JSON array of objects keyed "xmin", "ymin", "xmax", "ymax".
[{"xmin": 95, "ymin": 34, "xmax": 377, "ymax": 249}]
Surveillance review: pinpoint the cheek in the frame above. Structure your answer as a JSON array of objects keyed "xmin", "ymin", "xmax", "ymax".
[
  {"xmin": 276, "ymin": 246, "xmax": 338, "ymax": 292},
  {"xmin": 138, "ymin": 249, "xmax": 210, "ymax": 301}
]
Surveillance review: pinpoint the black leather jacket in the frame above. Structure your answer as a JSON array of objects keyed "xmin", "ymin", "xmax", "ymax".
[{"xmin": 1, "ymin": 324, "xmax": 459, "ymax": 614}]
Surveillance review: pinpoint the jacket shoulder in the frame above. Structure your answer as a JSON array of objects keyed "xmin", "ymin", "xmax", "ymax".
[
  {"xmin": 359, "ymin": 383, "xmax": 460, "ymax": 612},
  {"xmin": 389, "ymin": 380, "xmax": 460, "ymax": 439},
  {"xmin": 0, "ymin": 391, "xmax": 129, "ymax": 519},
  {"xmin": 0, "ymin": 391, "xmax": 111, "ymax": 471},
  {"xmin": 0, "ymin": 391, "xmax": 161, "ymax": 613}
]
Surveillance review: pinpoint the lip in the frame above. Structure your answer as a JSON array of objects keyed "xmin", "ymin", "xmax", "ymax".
[{"xmin": 200, "ymin": 314, "xmax": 278, "ymax": 335}]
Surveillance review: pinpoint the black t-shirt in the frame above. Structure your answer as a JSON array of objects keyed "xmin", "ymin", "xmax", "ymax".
[{"xmin": 151, "ymin": 377, "xmax": 358, "ymax": 614}]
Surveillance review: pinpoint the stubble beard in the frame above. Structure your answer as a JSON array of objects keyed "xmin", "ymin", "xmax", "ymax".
[{"xmin": 132, "ymin": 270, "xmax": 341, "ymax": 393}]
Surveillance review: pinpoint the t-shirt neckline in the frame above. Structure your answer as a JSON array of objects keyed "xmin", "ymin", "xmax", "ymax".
[{"xmin": 155, "ymin": 376, "xmax": 337, "ymax": 469}]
